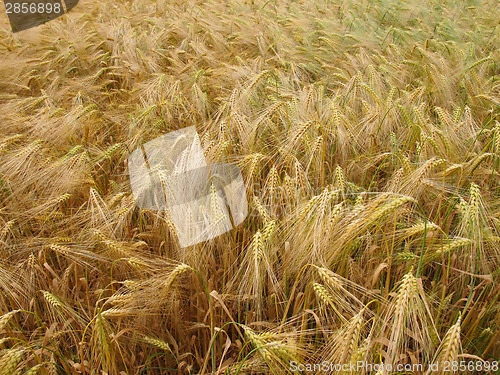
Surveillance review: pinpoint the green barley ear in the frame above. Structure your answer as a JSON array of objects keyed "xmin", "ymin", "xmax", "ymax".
[
  {"xmin": 265, "ymin": 165, "xmax": 279, "ymax": 199},
  {"xmin": 262, "ymin": 219, "xmax": 277, "ymax": 241},
  {"xmin": 430, "ymin": 314, "xmax": 462, "ymax": 374},
  {"xmin": 108, "ymin": 191, "xmax": 127, "ymax": 208},
  {"xmin": 370, "ymin": 196, "xmax": 415, "ymax": 223},
  {"xmin": 386, "ymin": 86, "xmax": 396, "ymax": 108},
  {"xmin": 313, "ymin": 282, "xmax": 348, "ymax": 323},
  {"xmin": 403, "ymin": 221, "xmax": 440, "ymax": 238},
  {"xmin": 24, "ymin": 363, "xmax": 52, "ymax": 375},
  {"xmin": 427, "ymin": 237, "xmax": 472, "ymax": 262},
  {"xmin": 242, "ymin": 153, "xmax": 264, "ymax": 183},
  {"xmin": 0, "ymin": 220, "xmax": 15, "ymax": 241},
  {"xmin": 294, "ymin": 159, "xmax": 309, "ymax": 191},
  {"xmin": 242, "ymin": 325, "xmax": 301, "ymax": 371},
  {"xmin": 328, "ymin": 202, "xmax": 343, "ymax": 228},
  {"xmin": 253, "ymin": 195, "xmax": 271, "ymax": 224},
  {"xmin": 43, "ymin": 290, "xmax": 65, "ymax": 311},
  {"xmin": 390, "ymin": 131, "xmax": 398, "ymax": 151},
  {"xmin": 127, "ymin": 257, "xmax": 149, "ymax": 269},
  {"xmin": 93, "ymin": 309, "xmax": 115, "ymax": 373},
  {"xmin": 100, "ymin": 308, "xmax": 132, "ymax": 318},
  {"xmin": 0, "ymin": 348, "xmax": 24, "ymax": 375},
  {"xmin": 440, "ymin": 314, "xmax": 462, "ymax": 362},
  {"xmin": 455, "ymin": 183, "xmax": 496, "ymax": 274},
  {"xmin": 319, "ymin": 307, "xmax": 365, "ymax": 365},
  {"xmin": 382, "ymin": 269, "xmax": 437, "ymax": 367},
  {"xmin": 312, "ymin": 282, "xmax": 334, "ymax": 307},
  {"xmin": 0, "ymin": 310, "xmax": 20, "ymax": 331},
  {"xmin": 334, "ymin": 165, "xmax": 346, "ymax": 194},
  {"xmin": 313, "ymin": 265, "xmax": 365, "ymax": 318},
  {"xmin": 494, "ymin": 121, "xmax": 500, "ymax": 155},
  {"xmin": 141, "ymin": 335, "xmax": 173, "ymax": 353},
  {"xmin": 341, "ymin": 309, "xmax": 365, "ymax": 363},
  {"xmin": 243, "ymin": 326, "xmax": 273, "ymax": 363},
  {"xmin": 164, "ymin": 263, "xmax": 194, "ymax": 290},
  {"xmin": 314, "ymin": 266, "xmax": 342, "ymax": 291},
  {"xmin": 435, "ymin": 107, "xmax": 453, "ymax": 128},
  {"xmin": 42, "ymin": 291, "xmax": 85, "ymax": 326}
]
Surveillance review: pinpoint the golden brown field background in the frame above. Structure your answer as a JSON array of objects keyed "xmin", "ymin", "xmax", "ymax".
[{"xmin": 0, "ymin": 0, "xmax": 499, "ymax": 373}]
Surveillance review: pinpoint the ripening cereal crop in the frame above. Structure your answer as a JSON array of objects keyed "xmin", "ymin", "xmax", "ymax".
[{"xmin": 0, "ymin": 0, "xmax": 498, "ymax": 373}]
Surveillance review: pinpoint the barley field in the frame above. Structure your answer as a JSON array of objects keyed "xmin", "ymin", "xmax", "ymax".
[{"xmin": 0, "ymin": 0, "xmax": 499, "ymax": 374}]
